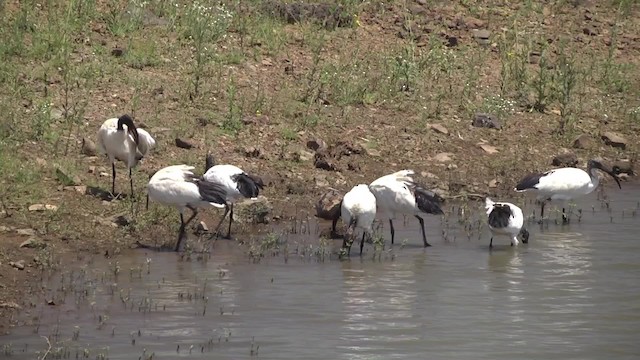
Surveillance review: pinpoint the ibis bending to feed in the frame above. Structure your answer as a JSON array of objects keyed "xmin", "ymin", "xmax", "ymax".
[
  {"xmin": 514, "ymin": 159, "xmax": 621, "ymax": 223},
  {"xmin": 340, "ymin": 184, "xmax": 377, "ymax": 256},
  {"xmin": 97, "ymin": 114, "xmax": 156, "ymax": 198},
  {"xmin": 147, "ymin": 165, "xmax": 227, "ymax": 251},
  {"xmin": 369, "ymin": 170, "xmax": 444, "ymax": 247},
  {"xmin": 485, "ymin": 198, "xmax": 529, "ymax": 248},
  {"xmin": 202, "ymin": 153, "xmax": 265, "ymax": 239}
]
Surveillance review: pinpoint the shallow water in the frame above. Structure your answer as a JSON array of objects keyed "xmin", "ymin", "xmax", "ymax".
[{"xmin": 3, "ymin": 185, "xmax": 640, "ymax": 359}]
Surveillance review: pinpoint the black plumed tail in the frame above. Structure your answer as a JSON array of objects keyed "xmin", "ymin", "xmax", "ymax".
[
  {"xmin": 233, "ymin": 173, "xmax": 265, "ymax": 198},
  {"xmin": 413, "ymin": 185, "xmax": 444, "ymax": 215},
  {"xmin": 488, "ymin": 204, "xmax": 512, "ymax": 228},
  {"xmin": 515, "ymin": 171, "xmax": 551, "ymax": 191},
  {"xmin": 195, "ymin": 179, "xmax": 227, "ymax": 205}
]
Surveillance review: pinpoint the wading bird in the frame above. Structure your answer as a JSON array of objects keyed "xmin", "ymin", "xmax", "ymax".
[
  {"xmin": 369, "ymin": 170, "xmax": 444, "ymax": 247},
  {"xmin": 341, "ymin": 184, "xmax": 377, "ymax": 256},
  {"xmin": 97, "ymin": 114, "xmax": 156, "ymax": 198},
  {"xmin": 515, "ymin": 159, "xmax": 621, "ymax": 223},
  {"xmin": 202, "ymin": 153, "xmax": 265, "ymax": 239},
  {"xmin": 485, "ymin": 198, "xmax": 529, "ymax": 248},
  {"xmin": 147, "ymin": 164, "xmax": 226, "ymax": 251}
]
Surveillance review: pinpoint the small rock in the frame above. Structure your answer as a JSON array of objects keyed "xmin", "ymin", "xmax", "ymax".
[
  {"xmin": 0, "ymin": 301, "xmax": 21, "ymax": 310},
  {"xmin": 306, "ymin": 138, "xmax": 328, "ymax": 152},
  {"xmin": 488, "ymin": 179, "xmax": 498, "ymax": 188},
  {"xmin": 232, "ymin": 196, "xmax": 272, "ymax": 224},
  {"xmin": 286, "ymin": 182, "xmax": 306, "ymax": 195},
  {"xmin": 94, "ymin": 216, "xmax": 118, "ymax": 228},
  {"xmin": 88, "ymin": 166, "xmax": 96, "ymax": 174},
  {"xmin": 111, "ymin": 47, "xmax": 125, "ymax": 57},
  {"xmin": 428, "ymin": 123, "xmax": 449, "ymax": 135},
  {"xmin": 16, "ymin": 228, "xmax": 36, "ymax": 236},
  {"xmin": 20, "ymin": 237, "xmax": 46, "ymax": 249},
  {"xmin": 175, "ymin": 138, "xmax": 194, "ymax": 149},
  {"xmin": 99, "ymin": 172, "xmax": 109, "ymax": 177},
  {"xmin": 473, "ymin": 29, "xmax": 491, "ymax": 42},
  {"xmin": 110, "ymin": 214, "xmax": 131, "ymax": 227},
  {"xmin": 446, "ymin": 36, "xmax": 458, "ymax": 47},
  {"xmin": 315, "ymin": 175, "xmax": 330, "ymax": 188},
  {"xmin": 420, "ymin": 171, "xmax": 439, "ymax": 179},
  {"xmin": 572, "ymin": 134, "xmax": 593, "ymax": 149},
  {"xmin": 36, "ymin": 158, "xmax": 47, "ymax": 167},
  {"xmin": 50, "ymin": 108, "xmax": 63, "ymax": 120},
  {"xmin": 9, "ymin": 260, "xmax": 25, "ymax": 270},
  {"xmin": 293, "ymin": 149, "xmax": 314, "ymax": 162},
  {"xmin": 583, "ymin": 27, "xmax": 598, "ymax": 36},
  {"xmin": 0, "ymin": 226, "xmax": 14, "ymax": 233},
  {"xmin": 347, "ymin": 161, "xmax": 361, "ymax": 172},
  {"xmin": 552, "ymin": 152, "xmax": 578, "ymax": 167},
  {"xmin": 243, "ymin": 146, "xmax": 262, "ymax": 158},
  {"xmin": 472, "ymin": 113, "xmax": 501, "ymax": 129},
  {"xmin": 478, "ymin": 144, "xmax": 499, "ymax": 154},
  {"xmin": 433, "ymin": 153, "xmax": 453, "ymax": 162},
  {"xmin": 81, "ymin": 138, "xmax": 97, "ymax": 156},
  {"xmin": 196, "ymin": 117, "xmax": 209, "ymax": 126},
  {"xmin": 28, "ymin": 204, "xmax": 58, "ymax": 212},
  {"xmin": 601, "ymin": 132, "xmax": 627, "ymax": 149},
  {"xmin": 314, "ymin": 153, "xmax": 338, "ymax": 171},
  {"xmin": 464, "ymin": 16, "xmax": 485, "ymax": 29},
  {"xmin": 315, "ymin": 189, "xmax": 343, "ymax": 221},
  {"xmin": 55, "ymin": 166, "xmax": 81, "ymax": 186},
  {"xmin": 611, "ymin": 160, "xmax": 634, "ymax": 175}
]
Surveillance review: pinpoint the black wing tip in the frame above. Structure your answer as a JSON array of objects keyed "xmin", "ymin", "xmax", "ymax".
[
  {"xmin": 196, "ymin": 179, "xmax": 226, "ymax": 204},
  {"xmin": 515, "ymin": 172, "xmax": 545, "ymax": 191},
  {"xmin": 413, "ymin": 186, "xmax": 444, "ymax": 215}
]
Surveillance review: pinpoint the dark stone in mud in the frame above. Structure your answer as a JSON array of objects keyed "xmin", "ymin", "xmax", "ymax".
[
  {"xmin": 233, "ymin": 196, "xmax": 272, "ymax": 225},
  {"xmin": 315, "ymin": 189, "xmax": 343, "ymax": 222},
  {"xmin": 446, "ymin": 35, "xmax": 459, "ymax": 47},
  {"xmin": 196, "ymin": 117, "xmax": 209, "ymax": 127},
  {"xmin": 552, "ymin": 152, "xmax": 578, "ymax": 167},
  {"xmin": 175, "ymin": 138, "xmax": 194, "ymax": 149},
  {"xmin": 328, "ymin": 140, "xmax": 365, "ymax": 160},
  {"xmin": 306, "ymin": 138, "xmax": 327, "ymax": 152},
  {"xmin": 111, "ymin": 47, "xmax": 125, "ymax": 57},
  {"xmin": 347, "ymin": 161, "xmax": 361, "ymax": 172},
  {"xmin": 601, "ymin": 132, "xmax": 627, "ymax": 149},
  {"xmin": 472, "ymin": 113, "xmax": 501, "ymax": 129},
  {"xmin": 261, "ymin": 1, "xmax": 354, "ymax": 30},
  {"xmin": 286, "ymin": 182, "xmax": 306, "ymax": 195},
  {"xmin": 314, "ymin": 153, "xmax": 339, "ymax": 171},
  {"xmin": 81, "ymin": 137, "xmax": 97, "ymax": 156},
  {"xmin": 243, "ymin": 146, "xmax": 263, "ymax": 158},
  {"xmin": 572, "ymin": 133, "xmax": 593, "ymax": 149},
  {"xmin": 611, "ymin": 160, "xmax": 634, "ymax": 175}
]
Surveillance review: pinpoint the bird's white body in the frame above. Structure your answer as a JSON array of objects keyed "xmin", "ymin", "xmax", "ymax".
[
  {"xmin": 97, "ymin": 117, "xmax": 156, "ymax": 169},
  {"xmin": 203, "ymin": 164, "xmax": 251, "ymax": 203},
  {"xmin": 147, "ymin": 165, "xmax": 225, "ymax": 212},
  {"xmin": 485, "ymin": 198, "xmax": 524, "ymax": 246},
  {"xmin": 341, "ymin": 184, "xmax": 377, "ymax": 235},
  {"xmin": 369, "ymin": 170, "xmax": 419, "ymax": 219},
  {"xmin": 519, "ymin": 167, "xmax": 599, "ymax": 202}
]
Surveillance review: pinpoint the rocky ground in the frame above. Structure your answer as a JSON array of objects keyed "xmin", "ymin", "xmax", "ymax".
[{"xmin": 0, "ymin": 0, "xmax": 639, "ymax": 333}]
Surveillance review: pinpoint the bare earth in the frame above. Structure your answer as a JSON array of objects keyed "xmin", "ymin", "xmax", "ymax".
[{"xmin": 0, "ymin": 0, "xmax": 638, "ymax": 333}]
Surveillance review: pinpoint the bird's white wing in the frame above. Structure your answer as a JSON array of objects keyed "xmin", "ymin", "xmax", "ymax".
[{"xmin": 136, "ymin": 128, "xmax": 156, "ymax": 156}]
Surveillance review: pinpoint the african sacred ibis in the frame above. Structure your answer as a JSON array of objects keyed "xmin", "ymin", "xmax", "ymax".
[
  {"xmin": 147, "ymin": 164, "xmax": 226, "ymax": 251},
  {"xmin": 515, "ymin": 159, "xmax": 621, "ymax": 223},
  {"xmin": 202, "ymin": 153, "xmax": 265, "ymax": 239},
  {"xmin": 341, "ymin": 184, "xmax": 377, "ymax": 256},
  {"xmin": 369, "ymin": 170, "xmax": 444, "ymax": 247},
  {"xmin": 485, "ymin": 198, "xmax": 529, "ymax": 248},
  {"xmin": 97, "ymin": 114, "xmax": 156, "ymax": 198}
]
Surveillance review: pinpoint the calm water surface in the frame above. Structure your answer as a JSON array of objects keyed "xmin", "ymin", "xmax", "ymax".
[{"xmin": 2, "ymin": 186, "xmax": 640, "ymax": 359}]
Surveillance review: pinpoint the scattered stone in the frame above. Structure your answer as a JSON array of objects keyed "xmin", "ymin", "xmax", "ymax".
[
  {"xmin": 552, "ymin": 152, "xmax": 578, "ymax": 167},
  {"xmin": 94, "ymin": 216, "xmax": 118, "ymax": 228},
  {"xmin": 111, "ymin": 47, "xmax": 125, "ymax": 57},
  {"xmin": 99, "ymin": 172, "xmax": 110, "ymax": 177},
  {"xmin": 347, "ymin": 161, "xmax": 361, "ymax": 172},
  {"xmin": 428, "ymin": 123, "xmax": 449, "ymax": 135},
  {"xmin": 46, "ymin": 299, "xmax": 56, "ymax": 306},
  {"xmin": 88, "ymin": 166, "xmax": 96, "ymax": 174},
  {"xmin": 529, "ymin": 51, "xmax": 541, "ymax": 64},
  {"xmin": 314, "ymin": 175, "xmax": 330, "ymax": 188},
  {"xmin": 36, "ymin": 158, "xmax": 47, "ymax": 167},
  {"xmin": 473, "ymin": 29, "xmax": 491, "ymax": 45},
  {"xmin": 433, "ymin": 153, "xmax": 453, "ymax": 162},
  {"xmin": 20, "ymin": 237, "xmax": 46, "ymax": 249},
  {"xmin": 55, "ymin": 166, "xmax": 81, "ymax": 186},
  {"xmin": 420, "ymin": 171, "xmax": 438, "ymax": 179},
  {"xmin": 110, "ymin": 214, "xmax": 131, "ymax": 227},
  {"xmin": 242, "ymin": 114, "xmax": 270, "ymax": 125},
  {"xmin": 0, "ymin": 226, "xmax": 13, "ymax": 233},
  {"xmin": 601, "ymin": 132, "xmax": 627, "ymax": 149},
  {"xmin": 16, "ymin": 228, "xmax": 36, "ymax": 236},
  {"xmin": 363, "ymin": 147, "xmax": 381, "ymax": 157},
  {"xmin": 9, "ymin": 260, "xmax": 25, "ymax": 270},
  {"xmin": 243, "ymin": 146, "xmax": 262, "ymax": 158},
  {"xmin": 175, "ymin": 138, "xmax": 194, "ymax": 149},
  {"xmin": 196, "ymin": 117, "xmax": 209, "ymax": 126},
  {"xmin": 306, "ymin": 138, "xmax": 328, "ymax": 152},
  {"xmin": 28, "ymin": 204, "xmax": 58, "ymax": 212},
  {"xmin": 286, "ymin": 182, "xmax": 306, "ymax": 195},
  {"xmin": 464, "ymin": 16, "xmax": 485, "ymax": 29},
  {"xmin": 328, "ymin": 140, "xmax": 365, "ymax": 159},
  {"xmin": 314, "ymin": 153, "xmax": 339, "ymax": 171},
  {"xmin": 0, "ymin": 302, "xmax": 21, "ymax": 310},
  {"xmin": 446, "ymin": 35, "xmax": 458, "ymax": 47},
  {"xmin": 572, "ymin": 134, "xmax": 593, "ymax": 149},
  {"xmin": 50, "ymin": 108, "xmax": 64, "ymax": 120},
  {"xmin": 81, "ymin": 138, "xmax": 97, "ymax": 156},
  {"xmin": 611, "ymin": 160, "xmax": 634, "ymax": 175},
  {"xmin": 472, "ymin": 113, "xmax": 501, "ymax": 129},
  {"xmin": 488, "ymin": 179, "xmax": 498, "ymax": 188},
  {"xmin": 232, "ymin": 196, "xmax": 272, "ymax": 224},
  {"xmin": 478, "ymin": 144, "xmax": 499, "ymax": 154},
  {"xmin": 292, "ymin": 149, "xmax": 314, "ymax": 162},
  {"xmin": 315, "ymin": 189, "xmax": 343, "ymax": 221},
  {"xmin": 583, "ymin": 27, "xmax": 598, "ymax": 36}
]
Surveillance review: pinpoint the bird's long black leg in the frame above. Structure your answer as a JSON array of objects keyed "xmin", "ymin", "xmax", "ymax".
[
  {"xmin": 541, "ymin": 202, "xmax": 545, "ymax": 219},
  {"xmin": 175, "ymin": 207, "xmax": 199, "ymax": 252},
  {"xmin": 111, "ymin": 163, "xmax": 116, "ymax": 197},
  {"xmin": 359, "ymin": 232, "xmax": 366, "ymax": 255},
  {"xmin": 562, "ymin": 207, "xmax": 568, "ymax": 224},
  {"xmin": 490, "ymin": 237, "xmax": 493, "ymax": 248},
  {"xmin": 331, "ymin": 218, "xmax": 338, "ymax": 238},
  {"xmin": 389, "ymin": 219, "xmax": 395, "ymax": 245},
  {"xmin": 226, "ymin": 204, "xmax": 234, "ymax": 239},
  {"xmin": 212, "ymin": 205, "xmax": 230, "ymax": 238},
  {"xmin": 415, "ymin": 215, "xmax": 431, "ymax": 247},
  {"xmin": 129, "ymin": 167, "xmax": 134, "ymax": 200}
]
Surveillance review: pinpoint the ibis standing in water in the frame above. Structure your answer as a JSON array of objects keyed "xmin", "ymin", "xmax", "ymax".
[
  {"xmin": 147, "ymin": 164, "xmax": 227, "ymax": 251},
  {"xmin": 97, "ymin": 114, "xmax": 156, "ymax": 198},
  {"xmin": 202, "ymin": 153, "xmax": 265, "ymax": 239},
  {"xmin": 485, "ymin": 198, "xmax": 529, "ymax": 248},
  {"xmin": 340, "ymin": 184, "xmax": 377, "ymax": 256},
  {"xmin": 369, "ymin": 170, "xmax": 444, "ymax": 247},
  {"xmin": 515, "ymin": 159, "xmax": 621, "ymax": 223}
]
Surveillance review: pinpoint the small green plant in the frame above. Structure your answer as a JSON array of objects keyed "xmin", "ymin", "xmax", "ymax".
[{"xmin": 221, "ymin": 77, "xmax": 243, "ymax": 134}]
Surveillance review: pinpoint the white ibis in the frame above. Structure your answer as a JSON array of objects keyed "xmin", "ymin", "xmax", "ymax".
[
  {"xmin": 202, "ymin": 153, "xmax": 264, "ymax": 238},
  {"xmin": 97, "ymin": 114, "xmax": 156, "ymax": 198},
  {"xmin": 369, "ymin": 170, "xmax": 444, "ymax": 247},
  {"xmin": 340, "ymin": 184, "xmax": 377, "ymax": 256},
  {"xmin": 146, "ymin": 164, "xmax": 226, "ymax": 251},
  {"xmin": 515, "ymin": 159, "xmax": 621, "ymax": 223},
  {"xmin": 485, "ymin": 197, "xmax": 529, "ymax": 248}
]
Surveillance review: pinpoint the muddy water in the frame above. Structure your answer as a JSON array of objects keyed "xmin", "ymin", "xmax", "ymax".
[{"xmin": 3, "ymin": 186, "xmax": 640, "ymax": 359}]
